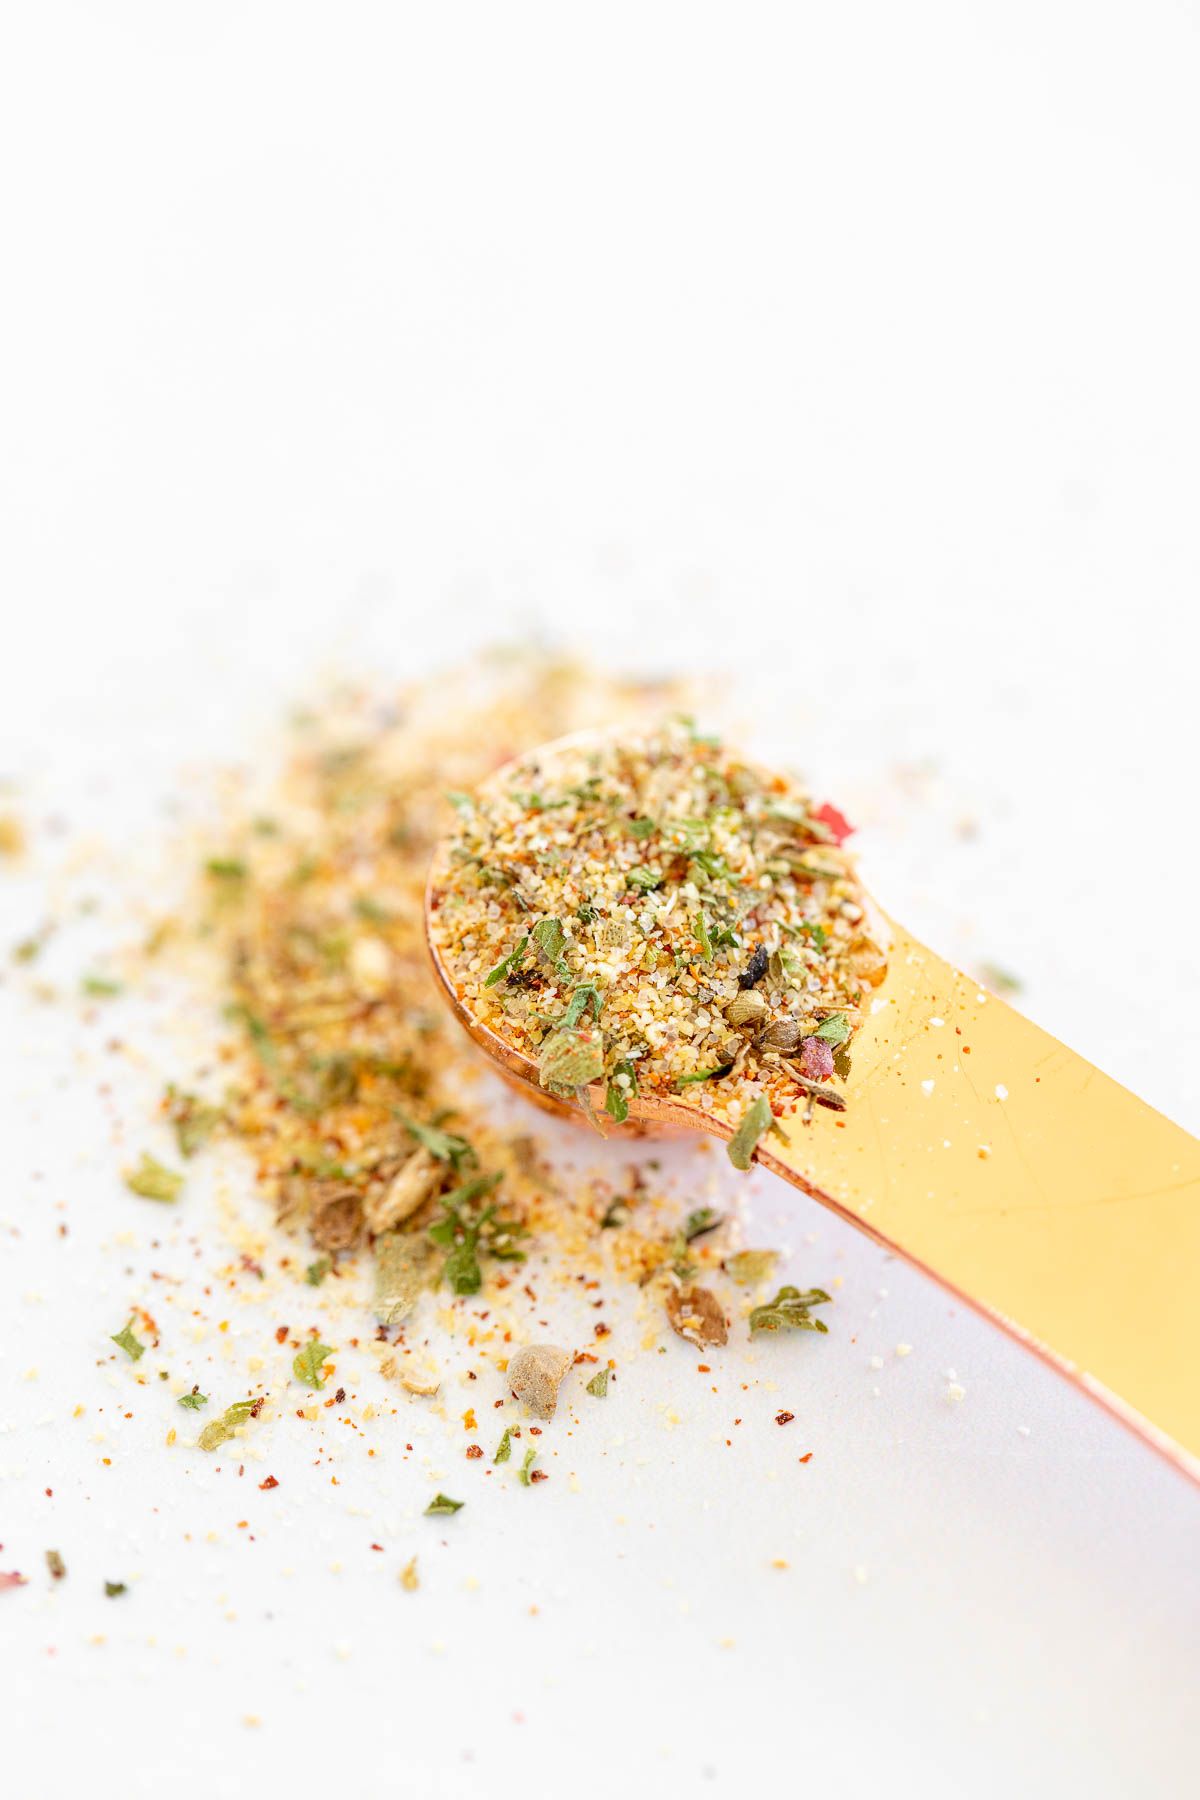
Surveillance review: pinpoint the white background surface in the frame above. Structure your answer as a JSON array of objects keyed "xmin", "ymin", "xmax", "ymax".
[{"xmin": 2, "ymin": 5, "xmax": 1198, "ymax": 1797}]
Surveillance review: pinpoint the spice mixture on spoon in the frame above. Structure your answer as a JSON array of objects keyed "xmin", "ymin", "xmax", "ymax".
[{"xmin": 429, "ymin": 719, "xmax": 887, "ymax": 1162}]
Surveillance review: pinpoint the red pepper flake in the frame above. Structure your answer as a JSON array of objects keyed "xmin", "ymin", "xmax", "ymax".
[
  {"xmin": 370, "ymin": 1543, "xmax": 384, "ymax": 1552},
  {"xmin": 274, "ymin": 1325, "xmax": 289, "ymax": 1344},
  {"xmin": 697, "ymin": 1364, "xmax": 711, "ymax": 1374},
  {"xmin": 529, "ymin": 1469, "xmax": 549, "ymax": 1483},
  {"xmin": 798, "ymin": 1451, "xmax": 813, "ymax": 1463},
  {"xmin": 259, "ymin": 1475, "xmax": 279, "ymax": 1490},
  {"xmin": 813, "ymin": 802, "xmax": 854, "ymax": 843},
  {"xmin": 594, "ymin": 1321, "xmax": 611, "ymax": 1338},
  {"xmin": 465, "ymin": 1444, "xmax": 483, "ymax": 1459},
  {"xmin": 775, "ymin": 1410, "xmax": 795, "ymax": 1426}
]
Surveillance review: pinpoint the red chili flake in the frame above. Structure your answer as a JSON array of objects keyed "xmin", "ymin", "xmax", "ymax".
[
  {"xmin": 798, "ymin": 1037, "xmax": 835, "ymax": 1081},
  {"xmin": 274, "ymin": 1325, "xmax": 289, "ymax": 1344},
  {"xmin": 259, "ymin": 1475, "xmax": 279, "ymax": 1490},
  {"xmin": 465, "ymin": 1444, "xmax": 483, "ymax": 1459},
  {"xmin": 370, "ymin": 1543, "xmax": 384, "ymax": 1552},
  {"xmin": 798, "ymin": 1451, "xmax": 813, "ymax": 1464},
  {"xmin": 594, "ymin": 1321, "xmax": 611, "ymax": 1339},
  {"xmin": 775, "ymin": 1410, "xmax": 795, "ymax": 1426},
  {"xmin": 813, "ymin": 802, "xmax": 854, "ymax": 843},
  {"xmin": 529, "ymin": 1469, "xmax": 549, "ymax": 1483}
]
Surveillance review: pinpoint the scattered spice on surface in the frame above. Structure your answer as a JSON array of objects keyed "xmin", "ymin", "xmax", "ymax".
[
  {"xmin": 104, "ymin": 1581, "xmax": 128, "ymax": 1598},
  {"xmin": 399, "ymin": 1557, "xmax": 419, "ymax": 1591},
  {"xmin": 123, "ymin": 1153, "xmax": 184, "ymax": 1203},
  {"xmin": 110, "ymin": 1319, "xmax": 145, "ymax": 1362},
  {"xmin": 424, "ymin": 1493, "xmax": 464, "ymax": 1517},
  {"xmin": 507, "ymin": 1344, "xmax": 573, "ymax": 1419},
  {"xmin": 748, "ymin": 1286, "xmax": 831, "ymax": 1335},
  {"xmin": 665, "ymin": 1284, "xmax": 728, "ymax": 1348},
  {"xmin": 197, "ymin": 1397, "xmax": 262, "ymax": 1453},
  {"xmin": 45, "ymin": 1550, "xmax": 66, "ymax": 1581},
  {"xmin": 293, "ymin": 1341, "xmax": 333, "ymax": 1390},
  {"xmin": 585, "ymin": 1367, "xmax": 609, "ymax": 1398},
  {"xmin": 724, "ymin": 1249, "xmax": 779, "ymax": 1285}
]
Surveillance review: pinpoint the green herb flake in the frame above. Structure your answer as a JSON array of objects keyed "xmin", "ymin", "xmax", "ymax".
[
  {"xmin": 205, "ymin": 857, "xmax": 248, "ymax": 881},
  {"xmin": 538, "ymin": 1025, "xmax": 604, "ymax": 1096},
  {"xmin": 604, "ymin": 1081, "xmax": 629, "ymax": 1124},
  {"xmin": 197, "ymin": 1397, "xmax": 260, "ymax": 1453},
  {"xmin": 626, "ymin": 866, "xmax": 663, "ymax": 894},
  {"xmin": 428, "ymin": 1173, "xmax": 524, "ymax": 1296},
  {"xmin": 293, "ymin": 1341, "xmax": 333, "ymax": 1390},
  {"xmin": 483, "ymin": 934, "xmax": 529, "ymax": 988},
  {"xmin": 979, "ymin": 962, "xmax": 1022, "ymax": 995},
  {"xmin": 562, "ymin": 982, "xmax": 602, "ymax": 1028},
  {"xmin": 177, "ymin": 1389, "xmax": 208, "ymax": 1411},
  {"xmin": 724, "ymin": 1249, "xmax": 780, "ymax": 1285},
  {"xmin": 164, "ymin": 1086, "xmax": 223, "ymax": 1158},
  {"xmin": 727, "ymin": 1095, "xmax": 776, "ymax": 1171},
  {"xmin": 674, "ymin": 1062, "xmax": 734, "ymax": 1089},
  {"xmin": 81, "ymin": 974, "xmax": 122, "ymax": 997},
  {"xmin": 305, "ymin": 1255, "xmax": 332, "ymax": 1286},
  {"xmin": 517, "ymin": 1447, "xmax": 539, "ymax": 1486},
  {"xmin": 104, "ymin": 1581, "xmax": 127, "ymax": 1598},
  {"xmin": 693, "ymin": 912, "xmax": 713, "ymax": 960},
  {"xmin": 374, "ymin": 1232, "xmax": 438, "ymax": 1325},
  {"xmin": 681, "ymin": 1207, "xmax": 723, "ymax": 1242},
  {"xmin": 748, "ymin": 1285, "xmax": 832, "ymax": 1334},
  {"xmin": 531, "ymin": 916, "xmax": 570, "ymax": 975},
  {"xmin": 124, "ymin": 1153, "xmax": 184, "ymax": 1204},
  {"xmin": 396, "ymin": 1112, "xmax": 476, "ymax": 1170},
  {"xmin": 110, "ymin": 1320, "xmax": 145, "ymax": 1362},
  {"xmin": 812, "ymin": 1012, "xmax": 851, "ymax": 1047},
  {"xmin": 604, "ymin": 1058, "xmax": 639, "ymax": 1125},
  {"xmin": 626, "ymin": 816, "xmax": 656, "ymax": 839},
  {"xmin": 494, "ymin": 1427, "xmax": 513, "ymax": 1464},
  {"xmin": 585, "ymin": 1367, "xmax": 609, "ymax": 1398},
  {"xmin": 352, "ymin": 895, "xmax": 392, "ymax": 924},
  {"xmin": 425, "ymin": 1493, "xmax": 464, "ymax": 1516}
]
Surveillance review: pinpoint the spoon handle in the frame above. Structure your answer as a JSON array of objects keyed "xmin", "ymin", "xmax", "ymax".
[{"xmin": 760, "ymin": 921, "xmax": 1200, "ymax": 1474}]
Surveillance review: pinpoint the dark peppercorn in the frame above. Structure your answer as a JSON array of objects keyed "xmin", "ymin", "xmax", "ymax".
[{"xmin": 738, "ymin": 945, "xmax": 769, "ymax": 989}]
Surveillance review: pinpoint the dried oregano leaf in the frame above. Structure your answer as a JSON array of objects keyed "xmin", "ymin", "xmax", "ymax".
[
  {"xmin": 124, "ymin": 1153, "xmax": 184, "ymax": 1203},
  {"xmin": 197, "ymin": 1397, "xmax": 260, "ymax": 1452},
  {"xmin": 293, "ymin": 1341, "xmax": 333, "ymax": 1389},
  {"xmin": 726, "ymin": 1095, "xmax": 775, "ymax": 1171},
  {"xmin": 748, "ymin": 1285, "xmax": 832, "ymax": 1334},
  {"xmin": 724, "ymin": 1249, "xmax": 780, "ymax": 1286},
  {"xmin": 373, "ymin": 1231, "xmax": 439, "ymax": 1326},
  {"xmin": 538, "ymin": 1025, "xmax": 604, "ymax": 1094}
]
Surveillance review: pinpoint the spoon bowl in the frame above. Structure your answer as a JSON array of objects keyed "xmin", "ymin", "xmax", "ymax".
[{"xmin": 425, "ymin": 729, "xmax": 1200, "ymax": 1474}]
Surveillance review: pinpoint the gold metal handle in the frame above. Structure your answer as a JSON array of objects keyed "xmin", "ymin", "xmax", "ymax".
[{"xmin": 761, "ymin": 921, "xmax": 1200, "ymax": 1473}]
